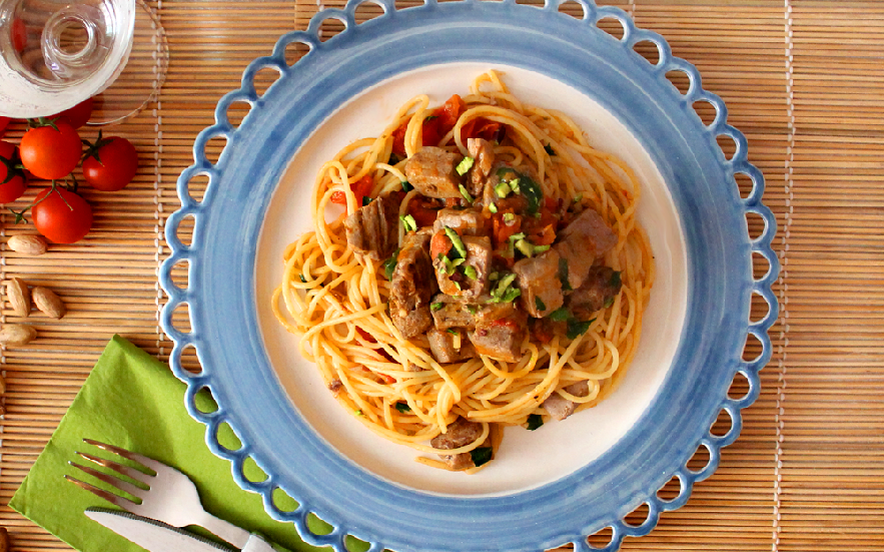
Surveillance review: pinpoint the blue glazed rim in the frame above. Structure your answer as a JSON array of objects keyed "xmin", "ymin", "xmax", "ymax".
[{"xmin": 158, "ymin": 1, "xmax": 779, "ymax": 551}]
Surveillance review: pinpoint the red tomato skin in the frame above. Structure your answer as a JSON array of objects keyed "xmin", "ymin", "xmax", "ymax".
[
  {"xmin": 31, "ymin": 187, "xmax": 93, "ymax": 244},
  {"xmin": 0, "ymin": 117, "xmax": 10, "ymax": 136},
  {"xmin": 0, "ymin": 140, "xmax": 27, "ymax": 203},
  {"xmin": 53, "ymin": 97, "xmax": 94, "ymax": 129},
  {"xmin": 82, "ymin": 137, "xmax": 138, "ymax": 191},
  {"xmin": 19, "ymin": 122, "xmax": 82, "ymax": 180}
]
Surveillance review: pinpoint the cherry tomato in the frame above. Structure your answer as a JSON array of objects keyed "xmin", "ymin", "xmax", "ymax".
[
  {"xmin": 19, "ymin": 122, "xmax": 82, "ymax": 180},
  {"xmin": 52, "ymin": 97, "xmax": 94, "ymax": 129},
  {"xmin": 0, "ymin": 141, "xmax": 27, "ymax": 203},
  {"xmin": 82, "ymin": 136, "xmax": 138, "ymax": 191},
  {"xmin": 0, "ymin": 117, "xmax": 10, "ymax": 136},
  {"xmin": 31, "ymin": 187, "xmax": 93, "ymax": 244}
]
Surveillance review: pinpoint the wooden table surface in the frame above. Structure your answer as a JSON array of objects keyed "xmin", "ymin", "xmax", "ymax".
[{"xmin": 1, "ymin": 1, "xmax": 883, "ymax": 551}]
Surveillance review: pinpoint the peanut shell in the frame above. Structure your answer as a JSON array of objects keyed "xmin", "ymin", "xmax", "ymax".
[
  {"xmin": 0, "ymin": 324, "xmax": 36, "ymax": 346},
  {"xmin": 5, "ymin": 278, "xmax": 30, "ymax": 318},
  {"xmin": 7, "ymin": 234, "xmax": 47, "ymax": 256},
  {"xmin": 32, "ymin": 286, "xmax": 66, "ymax": 319}
]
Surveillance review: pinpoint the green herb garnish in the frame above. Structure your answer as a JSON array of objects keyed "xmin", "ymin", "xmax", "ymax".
[
  {"xmin": 566, "ymin": 318, "xmax": 595, "ymax": 340},
  {"xmin": 395, "ymin": 402, "xmax": 411, "ymax": 413},
  {"xmin": 383, "ymin": 249, "xmax": 400, "ymax": 280},
  {"xmin": 549, "ymin": 307, "xmax": 570, "ymax": 322},
  {"xmin": 558, "ymin": 258, "xmax": 572, "ymax": 291},
  {"xmin": 470, "ymin": 447, "xmax": 493, "ymax": 467},
  {"xmin": 401, "ymin": 180, "xmax": 413, "ymax": 192},
  {"xmin": 535, "ymin": 296, "xmax": 547, "ymax": 312},
  {"xmin": 431, "ymin": 302, "xmax": 445, "ymax": 311},
  {"xmin": 544, "ymin": 144, "xmax": 555, "ymax": 156},
  {"xmin": 526, "ymin": 414, "xmax": 544, "ymax": 430},
  {"xmin": 299, "ymin": 274, "xmax": 307, "ymax": 283},
  {"xmin": 519, "ymin": 175, "xmax": 543, "ymax": 215}
]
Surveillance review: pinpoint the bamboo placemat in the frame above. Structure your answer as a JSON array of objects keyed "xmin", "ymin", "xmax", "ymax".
[{"xmin": 2, "ymin": 1, "xmax": 882, "ymax": 551}]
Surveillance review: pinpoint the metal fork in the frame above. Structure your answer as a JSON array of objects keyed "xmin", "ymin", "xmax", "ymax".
[{"xmin": 66, "ymin": 438, "xmax": 250, "ymax": 549}]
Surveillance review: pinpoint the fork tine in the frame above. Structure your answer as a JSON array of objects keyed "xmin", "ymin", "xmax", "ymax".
[
  {"xmin": 83, "ymin": 439, "xmax": 163, "ymax": 474},
  {"xmin": 76, "ymin": 451, "xmax": 154, "ymax": 486},
  {"xmin": 64, "ymin": 474, "xmax": 138, "ymax": 509},
  {"xmin": 69, "ymin": 459, "xmax": 147, "ymax": 499}
]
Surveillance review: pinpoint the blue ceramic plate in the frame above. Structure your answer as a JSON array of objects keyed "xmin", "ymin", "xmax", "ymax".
[{"xmin": 159, "ymin": 1, "xmax": 778, "ymax": 551}]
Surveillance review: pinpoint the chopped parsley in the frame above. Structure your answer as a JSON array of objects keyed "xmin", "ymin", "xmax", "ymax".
[
  {"xmin": 383, "ymin": 249, "xmax": 400, "ymax": 280},
  {"xmin": 519, "ymin": 175, "xmax": 544, "ymax": 215},
  {"xmin": 609, "ymin": 270, "xmax": 622, "ymax": 288},
  {"xmin": 394, "ymin": 402, "xmax": 411, "ymax": 413},
  {"xmin": 548, "ymin": 307, "xmax": 570, "ymax": 322},
  {"xmin": 544, "ymin": 144, "xmax": 556, "ymax": 156},
  {"xmin": 566, "ymin": 318, "xmax": 595, "ymax": 340},
  {"xmin": 401, "ymin": 180, "xmax": 413, "ymax": 192},
  {"xmin": 535, "ymin": 296, "xmax": 547, "ymax": 312},
  {"xmin": 526, "ymin": 414, "xmax": 544, "ymax": 430},
  {"xmin": 362, "ymin": 195, "xmax": 373, "ymax": 206},
  {"xmin": 470, "ymin": 447, "xmax": 493, "ymax": 468},
  {"xmin": 299, "ymin": 274, "xmax": 307, "ymax": 283},
  {"xmin": 558, "ymin": 258, "xmax": 572, "ymax": 291}
]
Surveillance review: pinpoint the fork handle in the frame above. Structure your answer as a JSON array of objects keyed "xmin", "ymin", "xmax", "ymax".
[{"xmin": 196, "ymin": 510, "xmax": 251, "ymax": 549}]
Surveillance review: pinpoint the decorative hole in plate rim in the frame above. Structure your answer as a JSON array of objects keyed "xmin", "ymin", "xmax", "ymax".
[{"xmin": 159, "ymin": 0, "xmax": 778, "ymax": 551}]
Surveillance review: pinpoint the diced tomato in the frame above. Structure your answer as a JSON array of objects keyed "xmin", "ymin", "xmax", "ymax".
[
  {"xmin": 330, "ymin": 175, "xmax": 374, "ymax": 211},
  {"xmin": 491, "ymin": 212, "xmax": 522, "ymax": 250},
  {"xmin": 408, "ymin": 196, "xmax": 440, "ymax": 227},
  {"xmin": 430, "ymin": 231, "xmax": 452, "ymax": 260},
  {"xmin": 356, "ymin": 327, "xmax": 376, "ymax": 343},
  {"xmin": 489, "ymin": 318, "xmax": 520, "ymax": 330},
  {"xmin": 391, "ymin": 94, "xmax": 466, "ymax": 157},
  {"xmin": 378, "ymin": 372, "xmax": 396, "ymax": 384},
  {"xmin": 436, "ymin": 94, "xmax": 465, "ymax": 133},
  {"xmin": 461, "ymin": 117, "xmax": 502, "ymax": 143}
]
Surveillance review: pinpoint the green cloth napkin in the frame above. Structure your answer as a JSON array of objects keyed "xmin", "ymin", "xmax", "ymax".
[{"xmin": 9, "ymin": 335, "xmax": 329, "ymax": 552}]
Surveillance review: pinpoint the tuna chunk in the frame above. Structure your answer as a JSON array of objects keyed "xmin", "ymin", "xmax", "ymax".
[
  {"xmin": 467, "ymin": 138, "xmax": 495, "ymax": 196},
  {"xmin": 542, "ymin": 380, "xmax": 589, "ymax": 421},
  {"xmin": 434, "ymin": 235, "xmax": 492, "ymax": 300},
  {"xmin": 430, "ymin": 294, "xmax": 478, "ymax": 330},
  {"xmin": 469, "ymin": 303, "xmax": 526, "ymax": 363},
  {"xmin": 433, "ymin": 207, "xmax": 485, "ymax": 236},
  {"xmin": 427, "ymin": 328, "xmax": 475, "ymax": 363},
  {"xmin": 513, "ymin": 249, "xmax": 564, "ymax": 318},
  {"xmin": 404, "ymin": 147, "xmax": 463, "ymax": 199},
  {"xmin": 430, "ymin": 416, "xmax": 485, "ymax": 470},
  {"xmin": 390, "ymin": 230, "xmax": 437, "ymax": 338},
  {"xmin": 343, "ymin": 193, "xmax": 400, "ymax": 263},
  {"xmin": 566, "ymin": 266, "xmax": 622, "ymax": 320},
  {"xmin": 554, "ymin": 207, "xmax": 617, "ymax": 290}
]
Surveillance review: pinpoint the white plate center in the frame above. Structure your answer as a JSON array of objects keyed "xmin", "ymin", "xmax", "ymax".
[{"xmin": 256, "ymin": 63, "xmax": 687, "ymax": 496}]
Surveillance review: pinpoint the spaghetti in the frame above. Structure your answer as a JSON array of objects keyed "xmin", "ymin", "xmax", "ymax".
[{"xmin": 272, "ymin": 71, "xmax": 655, "ymax": 472}]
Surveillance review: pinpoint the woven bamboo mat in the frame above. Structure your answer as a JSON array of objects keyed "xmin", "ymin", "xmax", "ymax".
[{"xmin": 1, "ymin": 0, "xmax": 882, "ymax": 550}]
